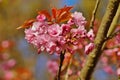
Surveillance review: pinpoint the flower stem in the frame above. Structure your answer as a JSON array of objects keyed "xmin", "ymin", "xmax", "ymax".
[{"xmin": 58, "ymin": 51, "xmax": 65, "ymax": 80}]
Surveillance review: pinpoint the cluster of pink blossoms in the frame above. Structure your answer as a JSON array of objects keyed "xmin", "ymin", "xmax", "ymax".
[{"xmin": 25, "ymin": 9, "xmax": 95, "ymax": 54}]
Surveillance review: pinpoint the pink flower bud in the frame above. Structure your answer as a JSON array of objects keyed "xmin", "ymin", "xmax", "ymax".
[
  {"xmin": 36, "ymin": 14, "xmax": 46, "ymax": 21},
  {"xmin": 87, "ymin": 29, "xmax": 95, "ymax": 41}
]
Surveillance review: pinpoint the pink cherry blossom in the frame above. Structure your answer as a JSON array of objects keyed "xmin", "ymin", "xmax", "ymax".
[
  {"xmin": 1, "ymin": 40, "xmax": 10, "ymax": 48},
  {"xmin": 103, "ymin": 66, "xmax": 114, "ymax": 74},
  {"xmin": 47, "ymin": 24, "xmax": 62, "ymax": 37},
  {"xmin": 71, "ymin": 11, "xmax": 86, "ymax": 27},
  {"xmin": 7, "ymin": 59, "xmax": 16, "ymax": 68},
  {"xmin": 45, "ymin": 41, "xmax": 56, "ymax": 54},
  {"xmin": 47, "ymin": 60, "xmax": 59, "ymax": 76},
  {"xmin": 61, "ymin": 24, "xmax": 71, "ymax": 35},
  {"xmin": 87, "ymin": 29, "xmax": 95, "ymax": 41},
  {"xmin": 25, "ymin": 28, "xmax": 35, "ymax": 43},
  {"xmin": 67, "ymin": 19, "xmax": 74, "ymax": 25},
  {"xmin": 24, "ymin": 9, "xmax": 88, "ymax": 54},
  {"xmin": 1, "ymin": 59, "xmax": 16, "ymax": 70},
  {"xmin": 4, "ymin": 71, "xmax": 14, "ymax": 80},
  {"xmin": 31, "ymin": 22, "xmax": 43, "ymax": 31},
  {"xmin": 85, "ymin": 43, "xmax": 94, "ymax": 54},
  {"xmin": 71, "ymin": 26, "xmax": 86, "ymax": 38}
]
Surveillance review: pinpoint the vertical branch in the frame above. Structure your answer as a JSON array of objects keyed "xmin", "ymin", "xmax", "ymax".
[
  {"xmin": 78, "ymin": 0, "xmax": 120, "ymax": 80},
  {"xmin": 89, "ymin": 0, "xmax": 100, "ymax": 29},
  {"xmin": 58, "ymin": 51, "xmax": 65, "ymax": 80},
  {"xmin": 101, "ymin": 3, "xmax": 120, "ymax": 57}
]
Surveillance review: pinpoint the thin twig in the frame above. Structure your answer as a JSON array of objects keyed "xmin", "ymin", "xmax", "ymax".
[
  {"xmin": 89, "ymin": 0, "xmax": 100, "ymax": 29},
  {"xmin": 105, "ymin": 29, "xmax": 120, "ymax": 41},
  {"xmin": 58, "ymin": 50, "xmax": 65, "ymax": 80}
]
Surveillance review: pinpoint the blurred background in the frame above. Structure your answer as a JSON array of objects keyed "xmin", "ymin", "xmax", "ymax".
[{"xmin": 0, "ymin": 0, "xmax": 119, "ymax": 80}]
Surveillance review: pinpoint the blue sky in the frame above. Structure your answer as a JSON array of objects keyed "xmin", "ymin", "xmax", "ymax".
[{"xmin": 61, "ymin": 0, "xmax": 80, "ymax": 6}]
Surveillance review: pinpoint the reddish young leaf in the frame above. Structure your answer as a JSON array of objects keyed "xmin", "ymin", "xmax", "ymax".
[
  {"xmin": 38, "ymin": 6, "xmax": 73, "ymax": 24},
  {"xmin": 52, "ymin": 8, "xmax": 57, "ymax": 19},
  {"xmin": 17, "ymin": 19, "xmax": 36, "ymax": 29},
  {"xmin": 57, "ymin": 6, "xmax": 73, "ymax": 18},
  {"xmin": 57, "ymin": 12, "xmax": 72, "ymax": 23},
  {"xmin": 56, "ymin": 6, "xmax": 73, "ymax": 23}
]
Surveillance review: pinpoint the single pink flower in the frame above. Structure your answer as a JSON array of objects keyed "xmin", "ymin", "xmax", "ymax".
[
  {"xmin": 1, "ymin": 40, "xmax": 10, "ymax": 48},
  {"xmin": 67, "ymin": 19, "xmax": 74, "ymax": 25},
  {"xmin": 31, "ymin": 22, "xmax": 43, "ymax": 31},
  {"xmin": 103, "ymin": 66, "xmax": 114, "ymax": 74},
  {"xmin": 25, "ymin": 28, "xmax": 35, "ymax": 42},
  {"xmin": 7, "ymin": 59, "xmax": 16, "ymax": 68},
  {"xmin": 48, "ymin": 24, "xmax": 62, "ymax": 37},
  {"xmin": 71, "ymin": 11, "xmax": 86, "ymax": 26},
  {"xmin": 71, "ymin": 26, "xmax": 86, "ymax": 38},
  {"xmin": 77, "ymin": 26, "xmax": 87, "ymax": 38},
  {"xmin": 36, "ymin": 34, "xmax": 49, "ymax": 45},
  {"xmin": 4, "ymin": 71, "xmax": 14, "ymax": 80},
  {"xmin": 85, "ymin": 43, "xmax": 94, "ymax": 54},
  {"xmin": 46, "ymin": 41, "xmax": 56, "ymax": 54},
  {"xmin": 47, "ymin": 60, "xmax": 58, "ymax": 76},
  {"xmin": 61, "ymin": 24, "xmax": 71, "ymax": 35},
  {"xmin": 87, "ymin": 29, "xmax": 95, "ymax": 41}
]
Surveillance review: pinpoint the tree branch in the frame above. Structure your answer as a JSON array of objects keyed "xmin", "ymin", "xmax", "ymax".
[
  {"xmin": 78, "ymin": 0, "xmax": 120, "ymax": 80},
  {"xmin": 101, "ymin": 3, "xmax": 120, "ymax": 52}
]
